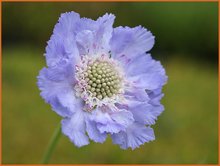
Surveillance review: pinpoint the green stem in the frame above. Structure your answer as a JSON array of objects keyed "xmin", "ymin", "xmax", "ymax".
[{"xmin": 41, "ymin": 124, "xmax": 61, "ymax": 164}]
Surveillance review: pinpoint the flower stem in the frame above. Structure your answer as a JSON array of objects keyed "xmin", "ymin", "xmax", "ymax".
[{"xmin": 41, "ymin": 123, "xmax": 61, "ymax": 164}]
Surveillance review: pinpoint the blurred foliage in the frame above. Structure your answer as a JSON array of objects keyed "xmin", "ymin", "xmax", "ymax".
[
  {"xmin": 2, "ymin": 2, "xmax": 218, "ymax": 63},
  {"xmin": 2, "ymin": 2, "xmax": 218, "ymax": 164}
]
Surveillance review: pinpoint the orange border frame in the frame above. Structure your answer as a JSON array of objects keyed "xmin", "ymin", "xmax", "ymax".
[
  {"xmin": 0, "ymin": 0, "xmax": 219, "ymax": 165},
  {"xmin": 0, "ymin": 0, "xmax": 219, "ymax": 2},
  {"xmin": 0, "ymin": 1, "xmax": 2, "ymax": 164}
]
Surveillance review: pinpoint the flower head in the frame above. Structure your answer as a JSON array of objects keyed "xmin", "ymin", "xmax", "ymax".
[{"xmin": 37, "ymin": 11, "xmax": 167, "ymax": 150}]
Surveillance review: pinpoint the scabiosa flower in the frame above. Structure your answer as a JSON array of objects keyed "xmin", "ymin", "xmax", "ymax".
[{"xmin": 37, "ymin": 11, "xmax": 167, "ymax": 150}]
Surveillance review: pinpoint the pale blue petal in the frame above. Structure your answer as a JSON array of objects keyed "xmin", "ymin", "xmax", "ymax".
[
  {"xmin": 74, "ymin": 17, "xmax": 97, "ymax": 33},
  {"xmin": 110, "ymin": 110, "xmax": 134, "ymax": 127},
  {"xmin": 111, "ymin": 26, "xmax": 155, "ymax": 66},
  {"xmin": 53, "ymin": 11, "xmax": 80, "ymax": 37},
  {"xmin": 46, "ymin": 12, "xmax": 80, "ymax": 67},
  {"xmin": 97, "ymin": 123, "xmax": 122, "ymax": 134},
  {"xmin": 125, "ymin": 88, "xmax": 149, "ymax": 102},
  {"xmin": 112, "ymin": 123, "xmax": 155, "ymax": 150},
  {"xmin": 95, "ymin": 111, "xmax": 124, "ymax": 134},
  {"xmin": 126, "ymin": 53, "xmax": 152, "ymax": 76},
  {"xmin": 61, "ymin": 110, "xmax": 89, "ymax": 147},
  {"xmin": 127, "ymin": 100, "xmax": 164, "ymax": 125},
  {"xmin": 147, "ymin": 88, "xmax": 164, "ymax": 106},
  {"xmin": 92, "ymin": 108, "xmax": 134, "ymax": 134},
  {"xmin": 37, "ymin": 66, "xmax": 71, "ymax": 104},
  {"xmin": 95, "ymin": 13, "xmax": 115, "ymax": 52},
  {"xmin": 129, "ymin": 73, "xmax": 167, "ymax": 90},
  {"xmin": 127, "ymin": 55, "xmax": 167, "ymax": 90},
  {"xmin": 111, "ymin": 130, "xmax": 126, "ymax": 149},
  {"xmin": 75, "ymin": 13, "xmax": 115, "ymax": 55},
  {"xmin": 49, "ymin": 95, "xmax": 74, "ymax": 117},
  {"xmin": 76, "ymin": 30, "xmax": 94, "ymax": 55},
  {"xmin": 56, "ymin": 90, "xmax": 83, "ymax": 114},
  {"xmin": 37, "ymin": 59, "xmax": 79, "ymax": 117},
  {"xmin": 85, "ymin": 114, "xmax": 107, "ymax": 143},
  {"xmin": 126, "ymin": 124, "xmax": 155, "ymax": 150},
  {"xmin": 45, "ymin": 33, "xmax": 79, "ymax": 67},
  {"xmin": 45, "ymin": 89, "xmax": 82, "ymax": 118}
]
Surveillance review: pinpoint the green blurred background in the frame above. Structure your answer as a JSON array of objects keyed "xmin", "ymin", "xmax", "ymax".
[{"xmin": 2, "ymin": 2, "xmax": 218, "ymax": 164}]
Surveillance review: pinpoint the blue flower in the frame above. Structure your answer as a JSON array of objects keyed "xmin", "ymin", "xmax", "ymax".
[{"xmin": 37, "ymin": 11, "xmax": 167, "ymax": 150}]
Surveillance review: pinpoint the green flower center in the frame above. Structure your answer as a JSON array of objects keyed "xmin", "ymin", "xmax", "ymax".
[{"xmin": 84, "ymin": 61, "xmax": 121, "ymax": 100}]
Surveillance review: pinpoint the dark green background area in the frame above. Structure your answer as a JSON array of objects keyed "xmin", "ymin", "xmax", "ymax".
[
  {"xmin": 3, "ymin": 2, "xmax": 218, "ymax": 63},
  {"xmin": 2, "ymin": 2, "xmax": 218, "ymax": 164}
]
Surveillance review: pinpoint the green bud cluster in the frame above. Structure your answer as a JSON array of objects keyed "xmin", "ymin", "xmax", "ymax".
[{"xmin": 84, "ymin": 61, "xmax": 121, "ymax": 100}]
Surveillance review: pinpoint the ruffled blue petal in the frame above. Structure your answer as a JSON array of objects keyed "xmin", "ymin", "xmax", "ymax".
[
  {"xmin": 125, "ymin": 87, "xmax": 149, "ymax": 102},
  {"xmin": 111, "ymin": 110, "xmax": 134, "ymax": 127},
  {"xmin": 45, "ymin": 12, "xmax": 115, "ymax": 67},
  {"xmin": 127, "ymin": 100, "xmax": 164, "ymax": 125},
  {"xmin": 110, "ymin": 26, "xmax": 155, "ymax": 66},
  {"xmin": 74, "ymin": 17, "xmax": 97, "ymax": 33},
  {"xmin": 48, "ymin": 97, "xmax": 71, "ymax": 117},
  {"xmin": 76, "ymin": 30, "xmax": 95, "ymax": 55},
  {"xmin": 75, "ymin": 13, "xmax": 115, "ymax": 55},
  {"xmin": 45, "ymin": 33, "xmax": 79, "ymax": 67},
  {"xmin": 85, "ymin": 114, "xmax": 107, "ymax": 143},
  {"xmin": 127, "ymin": 54, "xmax": 167, "ymax": 90},
  {"xmin": 129, "ymin": 73, "xmax": 167, "ymax": 90},
  {"xmin": 53, "ymin": 11, "xmax": 80, "ymax": 37},
  {"xmin": 37, "ymin": 59, "xmax": 80, "ymax": 117},
  {"xmin": 95, "ymin": 13, "xmax": 115, "ymax": 52},
  {"xmin": 97, "ymin": 121, "xmax": 123, "ymax": 134},
  {"xmin": 126, "ymin": 53, "xmax": 152, "ymax": 76},
  {"xmin": 61, "ymin": 110, "xmax": 89, "ymax": 147},
  {"xmin": 147, "ymin": 88, "xmax": 164, "ymax": 106},
  {"xmin": 92, "ymin": 109, "xmax": 134, "ymax": 134},
  {"xmin": 92, "ymin": 110, "xmax": 122, "ymax": 134},
  {"xmin": 111, "ymin": 123, "xmax": 155, "ymax": 150},
  {"xmin": 46, "ymin": 12, "xmax": 80, "ymax": 67},
  {"xmin": 136, "ymin": 104, "xmax": 164, "ymax": 125}
]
